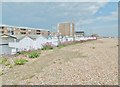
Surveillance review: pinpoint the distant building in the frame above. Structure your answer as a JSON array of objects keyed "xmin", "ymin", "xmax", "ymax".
[
  {"xmin": 0, "ymin": 25, "xmax": 50, "ymax": 37},
  {"xmin": 57, "ymin": 22, "xmax": 74, "ymax": 36},
  {"xmin": 75, "ymin": 31, "xmax": 85, "ymax": 37}
]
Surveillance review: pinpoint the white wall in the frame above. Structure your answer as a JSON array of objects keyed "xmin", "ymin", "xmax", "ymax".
[
  {"xmin": 9, "ymin": 36, "xmax": 48, "ymax": 52},
  {"xmin": 8, "ymin": 36, "xmax": 97, "ymax": 54},
  {"xmin": 0, "ymin": 36, "xmax": 16, "ymax": 55},
  {"xmin": 46, "ymin": 37, "xmax": 59, "ymax": 46},
  {"xmin": 18, "ymin": 36, "xmax": 35, "ymax": 51},
  {"xmin": 34, "ymin": 36, "xmax": 47, "ymax": 49}
]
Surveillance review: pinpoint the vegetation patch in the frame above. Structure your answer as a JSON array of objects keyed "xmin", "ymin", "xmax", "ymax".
[
  {"xmin": 57, "ymin": 44, "xmax": 66, "ymax": 48},
  {"xmin": 8, "ymin": 64, "xmax": 14, "ymax": 68},
  {"xmin": 0, "ymin": 70, "xmax": 4, "ymax": 76},
  {"xmin": 42, "ymin": 42, "xmax": 53, "ymax": 50},
  {"xmin": 0, "ymin": 58, "xmax": 7, "ymax": 64},
  {"xmin": 0, "ymin": 58, "xmax": 11, "ymax": 66},
  {"xmin": 28, "ymin": 52, "xmax": 39, "ymax": 58},
  {"xmin": 14, "ymin": 58, "xmax": 28, "ymax": 65},
  {"xmin": 57, "ymin": 41, "xmax": 79, "ymax": 48}
]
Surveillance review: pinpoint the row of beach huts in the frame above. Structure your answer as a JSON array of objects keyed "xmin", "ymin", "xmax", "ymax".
[{"xmin": 0, "ymin": 34, "xmax": 97, "ymax": 55}]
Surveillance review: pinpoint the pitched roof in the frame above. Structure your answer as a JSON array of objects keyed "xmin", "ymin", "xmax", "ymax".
[{"xmin": 0, "ymin": 34, "xmax": 16, "ymax": 39}]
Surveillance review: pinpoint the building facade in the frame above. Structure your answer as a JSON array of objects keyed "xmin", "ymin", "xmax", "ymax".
[
  {"xmin": 0, "ymin": 34, "xmax": 17, "ymax": 55},
  {"xmin": 75, "ymin": 31, "xmax": 85, "ymax": 37},
  {"xmin": 0, "ymin": 25, "xmax": 50, "ymax": 37},
  {"xmin": 58, "ymin": 22, "xmax": 74, "ymax": 36}
]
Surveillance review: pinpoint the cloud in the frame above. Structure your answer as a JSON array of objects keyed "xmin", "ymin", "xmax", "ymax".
[
  {"xmin": 53, "ymin": 2, "xmax": 108, "ymax": 20},
  {"xmin": 2, "ymin": 0, "xmax": 110, "ymax": 2},
  {"xmin": 96, "ymin": 10, "xmax": 118, "ymax": 21},
  {"xmin": 2, "ymin": 2, "xmax": 108, "ymax": 24},
  {"xmin": 2, "ymin": 2, "xmax": 118, "ymax": 36},
  {"xmin": 76, "ymin": 9, "xmax": 117, "ymax": 27},
  {"xmin": 75, "ymin": 9, "xmax": 118, "ymax": 37}
]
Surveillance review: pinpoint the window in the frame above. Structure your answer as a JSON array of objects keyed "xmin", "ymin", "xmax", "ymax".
[
  {"xmin": 36, "ymin": 33, "xmax": 41, "ymax": 35},
  {"xmin": 11, "ymin": 31, "xmax": 14, "ymax": 35},
  {"xmin": 21, "ymin": 32, "xmax": 26, "ymax": 34},
  {"xmin": 2, "ymin": 27, "xmax": 4, "ymax": 29},
  {"xmin": 36, "ymin": 30, "xmax": 41, "ymax": 32},
  {"xmin": 21, "ymin": 29, "xmax": 26, "ymax": 30},
  {"xmin": 2, "ymin": 31, "xmax": 4, "ymax": 33},
  {"xmin": 28, "ymin": 32, "xmax": 31, "ymax": 34}
]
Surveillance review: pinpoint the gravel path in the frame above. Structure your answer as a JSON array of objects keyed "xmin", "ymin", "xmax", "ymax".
[{"xmin": 2, "ymin": 38, "xmax": 118, "ymax": 85}]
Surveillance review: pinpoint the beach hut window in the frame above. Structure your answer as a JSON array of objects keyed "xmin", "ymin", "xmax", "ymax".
[{"xmin": 21, "ymin": 32, "xmax": 26, "ymax": 34}]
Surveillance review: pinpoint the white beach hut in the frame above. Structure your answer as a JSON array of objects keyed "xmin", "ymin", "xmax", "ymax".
[
  {"xmin": 17, "ymin": 36, "xmax": 35, "ymax": 51},
  {"xmin": 0, "ymin": 34, "xmax": 17, "ymax": 55},
  {"xmin": 46, "ymin": 36, "xmax": 59, "ymax": 46},
  {"xmin": 31, "ymin": 35, "xmax": 47, "ymax": 49},
  {"xmin": 67, "ymin": 37, "xmax": 74, "ymax": 41}
]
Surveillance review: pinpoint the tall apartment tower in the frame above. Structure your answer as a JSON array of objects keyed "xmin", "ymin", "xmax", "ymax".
[
  {"xmin": 72, "ymin": 22, "xmax": 74, "ymax": 36},
  {"xmin": 58, "ymin": 22, "xmax": 74, "ymax": 36}
]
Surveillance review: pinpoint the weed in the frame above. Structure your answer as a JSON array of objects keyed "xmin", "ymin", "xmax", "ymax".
[
  {"xmin": 57, "ymin": 44, "xmax": 66, "ymax": 48},
  {"xmin": 28, "ymin": 52, "xmax": 39, "ymax": 58},
  {"xmin": 4, "ymin": 61, "xmax": 10, "ymax": 66},
  {"xmin": 8, "ymin": 64, "xmax": 14, "ymax": 68},
  {"xmin": 0, "ymin": 58, "xmax": 7, "ymax": 64},
  {"xmin": 14, "ymin": 58, "xmax": 28, "ymax": 65},
  {"xmin": 42, "ymin": 43, "xmax": 53, "ymax": 50},
  {"xmin": 0, "ymin": 58, "xmax": 11, "ymax": 66},
  {"xmin": 0, "ymin": 70, "xmax": 4, "ymax": 76}
]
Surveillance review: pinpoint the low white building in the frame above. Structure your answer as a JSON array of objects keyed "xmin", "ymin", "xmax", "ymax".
[
  {"xmin": 0, "ymin": 34, "xmax": 17, "ymax": 55},
  {"xmin": 1, "ymin": 34, "xmax": 97, "ymax": 55},
  {"xmin": 9, "ymin": 35, "xmax": 48, "ymax": 52},
  {"xmin": 31, "ymin": 35, "xmax": 47, "ymax": 49},
  {"xmin": 46, "ymin": 36, "xmax": 59, "ymax": 46}
]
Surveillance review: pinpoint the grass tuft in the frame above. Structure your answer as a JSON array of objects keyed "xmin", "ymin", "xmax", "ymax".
[
  {"xmin": 28, "ymin": 52, "xmax": 39, "ymax": 58},
  {"xmin": 14, "ymin": 58, "xmax": 28, "ymax": 65}
]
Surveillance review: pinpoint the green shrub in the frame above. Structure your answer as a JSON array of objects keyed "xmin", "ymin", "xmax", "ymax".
[
  {"xmin": 14, "ymin": 59, "xmax": 28, "ymax": 65},
  {"xmin": 28, "ymin": 52, "xmax": 39, "ymax": 58},
  {"xmin": 57, "ymin": 44, "xmax": 66, "ymax": 48},
  {"xmin": 42, "ymin": 43, "xmax": 54, "ymax": 50},
  {"xmin": 20, "ymin": 51, "xmax": 26, "ymax": 54},
  {"xmin": 0, "ymin": 58, "xmax": 7, "ymax": 64},
  {"xmin": 20, "ymin": 51, "xmax": 30, "ymax": 55},
  {"xmin": 8, "ymin": 64, "xmax": 14, "ymax": 68},
  {"xmin": 42, "ymin": 45, "xmax": 53, "ymax": 50},
  {"xmin": 4, "ymin": 61, "xmax": 10, "ymax": 66}
]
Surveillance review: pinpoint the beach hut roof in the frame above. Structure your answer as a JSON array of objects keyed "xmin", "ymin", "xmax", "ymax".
[
  {"xmin": 0, "ymin": 34, "xmax": 16, "ymax": 39},
  {"xmin": 14, "ymin": 35, "xmax": 26, "ymax": 40}
]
